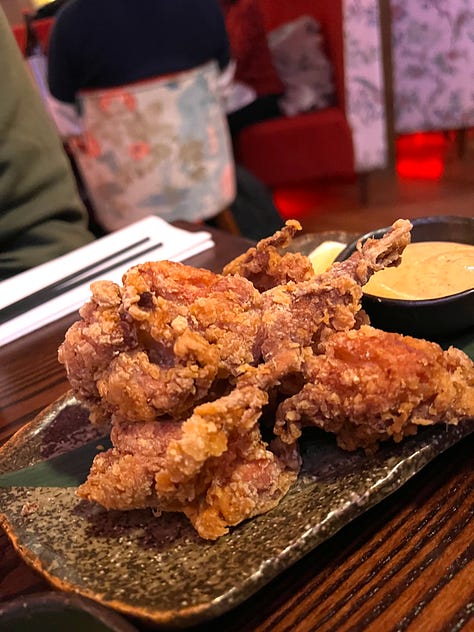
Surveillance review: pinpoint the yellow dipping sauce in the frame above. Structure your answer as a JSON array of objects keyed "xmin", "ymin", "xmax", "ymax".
[{"xmin": 363, "ymin": 241, "xmax": 474, "ymax": 300}]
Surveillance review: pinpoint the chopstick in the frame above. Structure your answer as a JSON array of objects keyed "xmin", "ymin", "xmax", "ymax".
[{"xmin": 0, "ymin": 238, "xmax": 163, "ymax": 325}]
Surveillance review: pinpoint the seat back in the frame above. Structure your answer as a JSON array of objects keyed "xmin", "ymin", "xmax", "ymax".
[
  {"xmin": 12, "ymin": 23, "xmax": 26, "ymax": 54},
  {"xmin": 69, "ymin": 61, "xmax": 236, "ymax": 232}
]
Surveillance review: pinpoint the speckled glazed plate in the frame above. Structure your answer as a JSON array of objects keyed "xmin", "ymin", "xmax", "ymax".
[{"xmin": 1, "ymin": 383, "xmax": 473, "ymax": 629}]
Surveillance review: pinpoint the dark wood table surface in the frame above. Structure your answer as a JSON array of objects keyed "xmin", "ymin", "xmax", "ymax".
[{"xmin": 1, "ymin": 225, "xmax": 473, "ymax": 632}]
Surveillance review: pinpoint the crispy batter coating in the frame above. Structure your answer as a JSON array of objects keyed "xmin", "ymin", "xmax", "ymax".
[
  {"xmin": 330, "ymin": 218, "xmax": 412, "ymax": 286},
  {"xmin": 59, "ymin": 261, "xmax": 262, "ymax": 424},
  {"xmin": 77, "ymin": 419, "xmax": 182, "ymax": 510},
  {"xmin": 257, "ymin": 218, "xmax": 413, "ymax": 376},
  {"xmin": 275, "ymin": 325, "xmax": 474, "ymax": 453},
  {"xmin": 78, "ymin": 386, "xmax": 301, "ymax": 539},
  {"xmin": 60, "ymin": 218, "xmax": 474, "ymax": 539},
  {"xmin": 223, "ymin": 219, "xmax": 314, "ymax": 291}
]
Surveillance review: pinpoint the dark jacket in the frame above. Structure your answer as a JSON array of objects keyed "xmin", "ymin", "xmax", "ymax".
[
  {"xmin": 0, "ymin": 8, "xmax": 94, "ymax": 280},
  {"xmin": 48, "ymin": 0, "xmax": 231, "ymax": 104}
]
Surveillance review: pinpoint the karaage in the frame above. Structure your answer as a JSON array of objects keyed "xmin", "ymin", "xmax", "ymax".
[
  {"xmin": 59, "ymin": 219, "xmax": 474, "ymax": 539},
  {"xmin": 59, "ymin": 261, "xmax": 262, "ymax": 425},
  {"xmin": 275, "ymin": 325, "xmax": 474, "ymax": 453}
]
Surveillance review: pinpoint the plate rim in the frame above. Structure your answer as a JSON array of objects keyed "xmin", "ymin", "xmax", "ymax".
[{"xmin": 1, "ymin": 395, "xmax": 473, "ymax": 627}]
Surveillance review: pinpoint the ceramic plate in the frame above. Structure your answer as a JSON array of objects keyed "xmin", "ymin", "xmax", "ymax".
[{"xmin": 1, "ymin": 355, "xmax": 473, "ymax": 630}]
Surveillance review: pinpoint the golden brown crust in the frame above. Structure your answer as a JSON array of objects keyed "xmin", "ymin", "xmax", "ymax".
[
  {"xmin": 275, "ymin": 325, "xmax": 474, "ymax": 453},
  {"xmin": 222, "ymin": 219, "xmax": 315, "ymax": 291}
]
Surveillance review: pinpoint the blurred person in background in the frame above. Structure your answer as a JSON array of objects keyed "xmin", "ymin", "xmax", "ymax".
[
  {"xmin": 0, "ymin": 7, "xmax": 94, "ymax": 281},
  {"xmin": 47, "ymin": 0, "xmax": 283, "ymax": 240},
  {"xmin": 47, "ymin": 0, "xmax": 231, "ymax": 106}
]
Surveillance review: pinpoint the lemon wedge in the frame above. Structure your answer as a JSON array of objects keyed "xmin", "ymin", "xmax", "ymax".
[{"xmin": 308, "ymin": 241, "xmax": 346, "ymax": 274}]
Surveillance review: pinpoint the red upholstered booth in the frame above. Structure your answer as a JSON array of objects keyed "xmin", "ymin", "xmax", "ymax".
[
  {"xmin": 12, "ymin": 23, "xmax": 26, "ymax": 54},
  {"xmin": 234, "ymin": 0, "xmax": 355, "ymax": 188}
]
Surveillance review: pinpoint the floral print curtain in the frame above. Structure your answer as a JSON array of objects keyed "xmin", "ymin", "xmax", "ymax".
[
  {"xmin": 391, "ymin": 0, "xmax": 474, "ymax": 134},
  {"xmin": 342, "ymin": 0, "xmax": 474, "ymax": 173},
  {"xmin": 343, "ymin": 0, "xmax": 388, "ymax": 172}
]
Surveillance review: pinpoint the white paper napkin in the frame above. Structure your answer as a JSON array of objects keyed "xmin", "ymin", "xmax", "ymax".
[{"xmin": 0, "ymin": 216, "xmax": 214, "ymax": 346}]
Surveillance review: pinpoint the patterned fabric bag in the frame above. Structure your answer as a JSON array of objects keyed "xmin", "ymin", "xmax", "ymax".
[{"xmin": 68, "ymin": 61, "xmax": 236, "ymax": 232}]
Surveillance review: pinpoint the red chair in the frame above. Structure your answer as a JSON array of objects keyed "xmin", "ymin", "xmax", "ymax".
[
  {"xmin": 234, "ymin": 0, "xmax": 355, "ymax": 189},
  {"xmin": 11, "ymin": 14, "xmax": 54, "ymax": 57},
  {"xmin": 11, "ymin": 24, "xmax": 26, "ymax": 54}
]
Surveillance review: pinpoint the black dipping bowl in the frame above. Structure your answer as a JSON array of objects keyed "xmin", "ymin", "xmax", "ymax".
[
  {"xmin": 335, "ymin": 216, "xmax": 474, "ymax": 340},
  {"xmin": 0, "ymin": 592, "xmax": 138, "ymax": 632}
]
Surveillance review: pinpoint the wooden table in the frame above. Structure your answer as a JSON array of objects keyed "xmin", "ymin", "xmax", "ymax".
[{"xmin": 1, "ymin": 226, "xmax": 473, "ymax": 631}]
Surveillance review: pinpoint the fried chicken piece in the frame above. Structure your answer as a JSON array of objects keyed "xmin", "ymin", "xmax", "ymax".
[
  {"xmin": 223, "ymin": 219, "xmax": 315, "ymax": 291},
  {"xmin": 77, "ymin": 418, "xmax": 183, "ymax": 510},
  {"xmin": 275, "ymin": 325, "xmax": 474, "ymax": 453},
  {"xmin": 59, "ymin": 261, "xmax": 262, "ymax": 424},
  {"xmin": 330, "ymin": 218, "xmax": 412, "ymax": 286},
  {"xmin": 179, "ymin": 432, "xmax": 300, "ymax": 540},
  {"xmin": 260, "ymin": 275, "xmax": 367, "ymax": 370},
  {"xmin": 78, "ymin": 385, "xmax": 301, "ymax": 539},
  {"xmin": 258, "ymin": 218, "xmax": 413, "ymax": 369},
  {"xmin": 154, "ymin": 385, "xmax": 269, "ymax": 498}
]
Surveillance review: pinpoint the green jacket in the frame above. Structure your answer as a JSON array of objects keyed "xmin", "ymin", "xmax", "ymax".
[{"xmin": 0, "ymin": 8, "xmax": 94, "ymax": 281}]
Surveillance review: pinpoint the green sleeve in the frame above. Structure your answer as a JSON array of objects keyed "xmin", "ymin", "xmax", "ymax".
[{"xmin": 0, "ymin": 8, "xmax": 95, "ymax": 281}]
